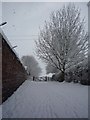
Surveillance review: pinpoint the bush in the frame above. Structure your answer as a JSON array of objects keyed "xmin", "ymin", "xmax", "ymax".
[
  {"xmin": 51, "ymin": 72, "xmax": 64, "ymax": 82},
  {"xmin": 65, "ymin": 72, "xmax": 72, "ymax": 82},
  {"xmin": 51, "ymin": 61, "xmax": 89, "ymax": 85},
  {"xmin": 80, "ymin": 68, "xmax": 89, "ymax": 85},
  {"xmin": 65, "ymin": 62, "xmax": 89, "ymax": 85}
]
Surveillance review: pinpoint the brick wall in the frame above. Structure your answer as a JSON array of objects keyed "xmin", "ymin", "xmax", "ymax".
[{"xmin": 2, "ymin": 36, "xmax": 27, "ymax": 102}]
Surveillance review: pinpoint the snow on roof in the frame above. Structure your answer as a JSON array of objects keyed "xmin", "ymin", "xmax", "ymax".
[
  {"xmin": 46, "ymin": 73, "xmax": 54, "ymax": 77},
  {"xmin": 0, "ymin": 27, "xmax": 25, "ymax": 69},
  {"xmin": 0, "ymin": 28, "xmax": 19, "ymax": 58}
]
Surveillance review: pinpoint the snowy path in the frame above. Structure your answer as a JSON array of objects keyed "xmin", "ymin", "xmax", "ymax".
[{"xmin": 2, "ymin": 80, "xmax": 88, "ymax": 118}]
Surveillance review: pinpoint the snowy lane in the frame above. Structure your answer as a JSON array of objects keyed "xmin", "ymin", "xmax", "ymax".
[{"xmin": 2, "ymin": 80, "xmax": 88, "ymax": 118}]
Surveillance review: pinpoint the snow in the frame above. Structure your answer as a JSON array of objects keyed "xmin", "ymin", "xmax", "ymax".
[
  {"xmin": 0, "ymin": 28, "xmax": 18, "ymax": 58},
  {"xmin": 0, "ymin": 28, "xmax": 25, "ymax": 69},
  {"xmin": 2, "ymin": 80, "xmax": 88, "ymax": 118},
  {"xmin": 46, "ymin": 73, "xmax": 54, "ymax": 77}
]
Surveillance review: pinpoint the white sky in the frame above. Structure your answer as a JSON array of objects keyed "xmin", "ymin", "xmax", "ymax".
[{"xmin": 0, "ymin": 1, "xmax": 88, "ymax": 76}]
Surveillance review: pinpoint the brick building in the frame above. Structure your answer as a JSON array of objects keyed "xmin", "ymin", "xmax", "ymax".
[{"xmin": 0, "ymin": 28, "xmax": 27, "ymax": 103}]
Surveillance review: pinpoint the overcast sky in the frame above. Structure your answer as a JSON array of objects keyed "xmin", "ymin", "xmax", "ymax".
[{"xmin": 1, "ymin": 2, "xmax": 88, "ymax": 76}]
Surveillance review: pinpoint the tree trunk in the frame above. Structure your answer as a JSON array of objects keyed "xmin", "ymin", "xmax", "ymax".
[
  {"xmin": 59, "ymin": 63, "xmax": 65, "ymax": 82},
  {"xmin": 61, "ymin": 61, "xmax": 65, "ymax": 82},
  {"xmin": 59, "ymin": 71, "xmax": 65, "ymax": 82}
]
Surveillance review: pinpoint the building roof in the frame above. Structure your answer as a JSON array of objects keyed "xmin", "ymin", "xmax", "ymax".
[
  {"xmin": 0, "ymin": 28, "xmax": 19, "ymax": 57},
  {"xmin": 0, "ymin": 27, "xmax": 26, "ymax": 69}
]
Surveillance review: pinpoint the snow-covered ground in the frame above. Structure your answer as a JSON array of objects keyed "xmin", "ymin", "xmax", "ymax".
[{"xmin": 2, "ymin": 80, "xmax": 88, "ymax": 118}]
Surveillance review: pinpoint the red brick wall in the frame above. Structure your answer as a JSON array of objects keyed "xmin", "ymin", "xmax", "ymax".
[{"xmin": 2, "ymin": 37, "xmax": 27, "ymax": 102}]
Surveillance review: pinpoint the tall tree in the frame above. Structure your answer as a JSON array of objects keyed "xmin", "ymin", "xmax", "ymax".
[
  {"xmin": 36, "ymin": 4, "xmax": 88, "ymax": 81},
  {"xmin": 46, "ymin": 62, "xmax": 59, "ymax": 74},
  {"xmin": 21, "ymin": 55, "xmax": 42, "ymax": 77}
]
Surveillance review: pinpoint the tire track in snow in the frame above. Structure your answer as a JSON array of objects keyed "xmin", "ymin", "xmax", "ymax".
[{"xmin": 2, "ymin": 81, "xmax": 88, "ymax": 118}]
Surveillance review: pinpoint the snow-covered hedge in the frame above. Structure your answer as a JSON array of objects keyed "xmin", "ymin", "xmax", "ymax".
[
  {"xmin": 51, "ymin": 60, "xmax": 89, "ymax": 85},
  {"xmin": 65, "ymin": 61, "xmax": 89, "ymax": 85}
]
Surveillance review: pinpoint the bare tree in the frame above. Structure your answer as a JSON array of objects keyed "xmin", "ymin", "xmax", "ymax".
[
  {"xmin": 36, "ymin": 4, "xmax": 88, "ymax": 81},
  {"xmin": 21, "ymin": 55, "xmax": 42, "ymax": 77},
  {"xmin": 46, "ymin": 62, "xmax": 59, "ymax": 74}
]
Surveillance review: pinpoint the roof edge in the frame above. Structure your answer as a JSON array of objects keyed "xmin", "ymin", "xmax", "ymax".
[{"xmin": 0, "ymin": 27, "xmax": 26, "ymax": 70}]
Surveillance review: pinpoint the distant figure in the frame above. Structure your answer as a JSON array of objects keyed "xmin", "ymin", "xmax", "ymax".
[
  {"xmin": 45, "ymin": 76, "xmax": 47, "ymax": 81},
  {"xmin": 33, "ymin": 76, "xmax": 35, "ymax": 81}
]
